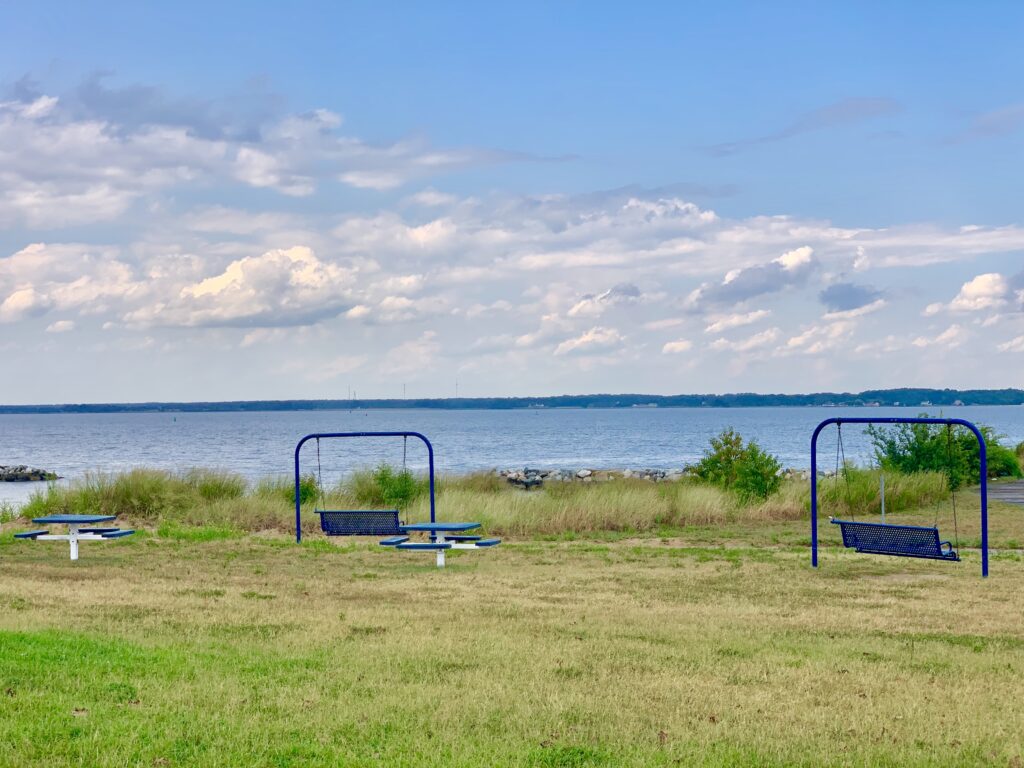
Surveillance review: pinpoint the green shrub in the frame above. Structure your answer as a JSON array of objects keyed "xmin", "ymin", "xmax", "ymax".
[
  {"xmin": 867, "ymin": 420, "xmax": 1022, "ymax": 488},
  {"xmin": 734, "ymin": 442, "xmax": 782, "ymax": 502},
  {"xmin": 350, "ymin": 465, "xmax": 428, "ymax": 509},
  {"xmin": 693, "ymin": 428, "xmax": 746, "ymax": 488},
  {"xmin": 694, "ymin": 428, "xmax": 783, "ymax": 501}
]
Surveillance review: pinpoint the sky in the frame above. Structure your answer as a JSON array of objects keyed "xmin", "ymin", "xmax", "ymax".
[{"xmin": 0, "ymin": 1, "xmax": 1022, "ymax": 404}]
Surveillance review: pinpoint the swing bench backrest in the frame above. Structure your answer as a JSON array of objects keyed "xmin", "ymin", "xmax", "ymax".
[
  {"xmin": 316, "ymin": 509, "xmax": 403, "ymax": 536},
  {"xmin": 830, "ymin": 519, "xmax": 959, "ymax": 561}
]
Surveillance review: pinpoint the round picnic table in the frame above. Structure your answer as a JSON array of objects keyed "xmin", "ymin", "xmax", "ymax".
[{"xmin": 15, "ymin": 515, "xmax": 134, "ymax": 560}]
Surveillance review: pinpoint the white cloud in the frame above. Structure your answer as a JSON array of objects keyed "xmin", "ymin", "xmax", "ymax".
[
  {"xmin": 125, "ymin": 245, "xmax": 354, "ymax": 328},
  {"xmin": 997, "ymin": 335, "xmax": 1024, "ymax": 353},
  {"xmin": 949, "ymin": 273, "xmax": 1010, "ymax": 312},
  {"xmin": 0, "ymin": 286, "xmax": 52, "ymax": 322},
  {"xmin": 568, "ymin": 284, "xmax": 643, "ymax": 317},
  {"xmin": 924, "ymin": 273, "xmax": 1014, "ymax": 317},
  {"xmin": 912, "ymin": 324, "xmax": 969, "ymax": 348},
  {"xmin": 662, "ymin": 339, "xmax": 693, "ymax": 354},
  {"xmin": 709, "ymin": 327, "xmax": 780, "ymax": 352},
  {"xmin": 781, "ymin": 321, "xmax": 855, "ymax": 355},
  {"xmin": 775, "ymin": 246, "xmax": 814, "ymax": 271},
  {"xmin": 822, "ymin": 298, "xmax": 886, "ymax": 320},
  {"xmin": 553, "ymin": 326, "xmax": 625, "ymax": 356},
  {"xmin": 0, "ymin": 89, "xmax": 527, "ymax": 229},
  {"xmin": 45, "ymin": 319, "xmax": 75, "ymax": 333},
  {"xmin": 704, "ymin": 309, "xmax": 771, "ymax": 333}
]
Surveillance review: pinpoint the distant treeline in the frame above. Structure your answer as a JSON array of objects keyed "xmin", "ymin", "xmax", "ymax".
[{"xmin": 1, "ymin": 388, "xmax": 1023, "ymax": 414}]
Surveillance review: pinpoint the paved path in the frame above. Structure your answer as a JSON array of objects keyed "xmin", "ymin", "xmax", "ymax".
[{"xmin": 986, "ymin": 481, "xmax": 1024, "ymax": 506}]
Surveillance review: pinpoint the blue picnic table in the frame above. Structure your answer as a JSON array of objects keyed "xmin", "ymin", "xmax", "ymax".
[
  {"xmin": 15, "ymin": 514, "xmax": 135, "ymax": 560},
  {"xmin": 379, "ymin": 522, "xmax": 500, "ymax": 567}
]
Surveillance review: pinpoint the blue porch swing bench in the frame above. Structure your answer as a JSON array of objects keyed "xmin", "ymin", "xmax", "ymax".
[
  {"xmin": 298, "ymin": 432, "xmax": 419, "ymax": 537},
  {"xmin": 810, "ymin": 417, "xmax": 989, "ymax": 576},
  {"xmin": 829, "ymin": 518, "xmax": 959, "ymax": 561}
]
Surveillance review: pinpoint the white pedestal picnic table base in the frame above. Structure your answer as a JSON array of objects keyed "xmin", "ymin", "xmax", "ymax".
[
  {"xmin": 34, "ymin": 525, "xmax": 121, "ymax": 561},
  {"xmin": 17, "ymin": 516, "xmax": 135, "ymax": 561}
]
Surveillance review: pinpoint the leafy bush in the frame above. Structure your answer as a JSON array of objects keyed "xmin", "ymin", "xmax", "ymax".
[
  {"xmin": 693, "ymin": 428, "xmax": 746, "ymax": 488},
  {"xmin": 734, "ymin": 442, "xmax": 783, "ymax": 502},
  {"xmin": 867, "ymin": 420, "xmax": 1022, "ymax": 488},
  {"xmin": 694, "ymin": 428, "xmax": 782, "ymax": 501},
  {"xmin": 350, "ymin": 464, "xmax": 428, "ymax": 508}
]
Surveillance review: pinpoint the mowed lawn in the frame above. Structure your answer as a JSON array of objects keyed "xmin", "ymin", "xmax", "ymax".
[{"xmin": 1, "ymin": 523, "xmax": 1024, "ymax": 767}]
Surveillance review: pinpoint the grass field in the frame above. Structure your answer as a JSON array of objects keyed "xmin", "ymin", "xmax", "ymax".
[{"xmin": 2, "ymin": 476, "xmax": 1024, "ymax": 766}]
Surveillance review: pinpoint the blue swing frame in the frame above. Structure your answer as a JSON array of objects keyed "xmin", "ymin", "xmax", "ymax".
[
  {"xmin": 294, "ymin": 431, "xmax": 436, "ymax": 543},
  {"xmin": 810, "ymin": 417, "xmax": 989, "ymax": 577}
]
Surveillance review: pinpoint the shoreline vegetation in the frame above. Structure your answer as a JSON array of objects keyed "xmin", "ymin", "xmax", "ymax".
[
  {"xmin": 11, "ymin": 426, "xmax": 1022, "ymax": 542},
  {"xmin": 1, "ymin": 386, "xmax": 1023, "ymax": 414}
]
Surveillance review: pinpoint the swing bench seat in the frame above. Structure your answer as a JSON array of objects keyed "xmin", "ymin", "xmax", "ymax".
[
  {"xmin": 316, "ymin": 509, "xmax": 403, "ymax": 536},
  {"xmin": 830, "ymin": 518, "xmax": 959, "ymax": 561}
]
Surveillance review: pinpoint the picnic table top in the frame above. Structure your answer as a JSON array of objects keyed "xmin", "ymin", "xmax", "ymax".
[
  {"xmin": 400, "ymin": 522, "xmax": 481, "ymax": 532},
  {"xmin": 32, "ymin": 515, "xmax": 117, "ymax": 525}
]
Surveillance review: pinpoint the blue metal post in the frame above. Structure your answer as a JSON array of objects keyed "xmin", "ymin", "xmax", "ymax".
[
  {"xmin": 294, "ymin": 431, "xmax": 437, "ymax": 544},
  {"xmin": 810, "ymin": 416, "xmax": 989, "ymax": 577}
]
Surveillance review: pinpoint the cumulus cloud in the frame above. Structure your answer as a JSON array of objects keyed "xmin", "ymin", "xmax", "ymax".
[
  {"xmin": 924, "ymin": 273, "xmax": 1012, "ymax": 316},
  {"xmin": 662, "ymin": 339, "xmax": 693, "ymax": 354},
  {"xmin": 686, "ymin": 247, "xmax": 816, "ymax": 310},
  {"xmin": 45, "ymin": 319, "xmax": 75, "ymax": 333},
  {"xmin": 123, "ymin": 246, "xmax": 354, "ymax": 328},
  {"xmin": 998, "ymin": 335, "xmax": 1024, "ymax": 353},
  {"xmin": 553, "ymin": 326, "xmax": 625, "ymax": 356}
]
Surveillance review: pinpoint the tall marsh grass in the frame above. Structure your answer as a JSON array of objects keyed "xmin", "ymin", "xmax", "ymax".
[{"xmin": 15, "ymin": 465, "xmax": 959, "ymax": 538}]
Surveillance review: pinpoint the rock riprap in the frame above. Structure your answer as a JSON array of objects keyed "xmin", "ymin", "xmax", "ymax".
[
  {"xmin": 0, "ymin": 465, "xmax": 59, "ymax": 482},
  {"xmin": 498, "ymin": 467, "xmax": 687, "ymax": 489}
]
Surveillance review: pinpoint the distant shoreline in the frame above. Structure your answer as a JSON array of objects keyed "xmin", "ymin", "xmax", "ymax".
[{"xmin": 1, "ymin": 388, "xmax": 1022, "ymax": 414}]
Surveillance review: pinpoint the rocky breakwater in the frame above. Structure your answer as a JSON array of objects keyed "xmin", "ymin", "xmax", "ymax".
[
  {"xmin": 499, "ymin": 467, "xmax": 687, "ymax": 489},
  {"xmin": 0, "ymin": 465, "xmax": 59, "ymax": 482}
]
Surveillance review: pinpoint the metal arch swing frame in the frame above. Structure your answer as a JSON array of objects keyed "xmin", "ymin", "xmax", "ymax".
[
  {"xmin": 294, "ymin": 431, "xmax": 436, "ymax": 543},
  {"xmin": 810, "ymin": 417, "xmax": 989, "ymax": 577}
]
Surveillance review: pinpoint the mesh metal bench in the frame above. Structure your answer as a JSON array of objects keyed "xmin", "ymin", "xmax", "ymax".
[
  {"xmin": 831, "ymin": 519, "xmax": 959, "ymax": 561},
  {"xmin": 316, "ymin": 510, "xmax": 403, "ymax": 536}
]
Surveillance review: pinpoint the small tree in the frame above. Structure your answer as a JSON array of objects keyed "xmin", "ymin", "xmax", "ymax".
[
  {"xmin": 867, "ymin": 420, "xmax": 1022, "ymax": 489},
  {"xmin": 693, "ymin": 428, "xmax": 746, "ymax": 488},
  {"xmin": 694, "ymin": 428, "xmax": 783, "ymax": 501},
  {"xmin": 735, "ymin": 441, "xmax": 783, "ymax": 502}
]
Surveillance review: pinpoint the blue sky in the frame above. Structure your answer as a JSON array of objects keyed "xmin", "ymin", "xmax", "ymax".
[{"xmin": 0, "ymin": 1, "xmax": 1022, "ymax": 402}]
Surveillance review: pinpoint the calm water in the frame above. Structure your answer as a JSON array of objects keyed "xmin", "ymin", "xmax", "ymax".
[{"xmin": 2, "ymin": 406, "xmax": 1023, "ymax": 506}]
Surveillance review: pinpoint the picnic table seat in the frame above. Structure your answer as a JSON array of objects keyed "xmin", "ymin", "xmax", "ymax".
[
  {"xmin": 830, "ymin": 518, "xmax": 959, "ymax": 561},
  {"xmin": 14, "ymin": 530, "xmax": 48, "ymax": 540}
]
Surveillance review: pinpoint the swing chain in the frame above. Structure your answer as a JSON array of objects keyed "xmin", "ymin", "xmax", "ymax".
[
  {"xmin": 945, "ymin": 424, "xmax": 960, "ymax": 551},
  {"xmin": 315, "ymin": 437, "xmax": 327, "ymax": 511}
]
